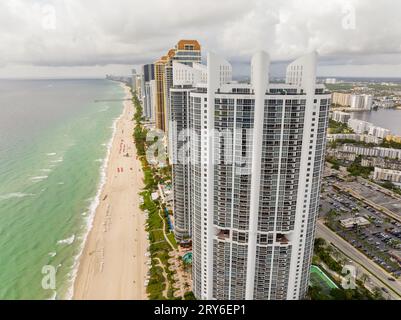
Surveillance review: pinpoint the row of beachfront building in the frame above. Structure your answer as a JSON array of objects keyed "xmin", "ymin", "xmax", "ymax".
[{"xmin": 131, "ymin": 40, "xmax": 331, "ymax": 300}]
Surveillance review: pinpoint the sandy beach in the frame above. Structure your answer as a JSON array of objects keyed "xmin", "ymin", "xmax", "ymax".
[{"xmin": 73, "ymin": 84, "xmax": 148, "ymax": 300}]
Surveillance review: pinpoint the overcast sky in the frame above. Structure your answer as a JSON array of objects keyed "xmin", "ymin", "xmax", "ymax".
[{"xmin": 0, "ymin": 0, "xmax": 400, "ymax": 79}]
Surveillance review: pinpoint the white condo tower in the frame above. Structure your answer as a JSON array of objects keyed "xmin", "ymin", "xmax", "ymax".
[{"xmin": 169, "ymin": 51, "xmax": 330, "ymax": 300}]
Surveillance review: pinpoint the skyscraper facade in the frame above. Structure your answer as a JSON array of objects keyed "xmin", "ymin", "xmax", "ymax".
[
  {"xmin": 154, "ymin": 40, "xmax": 201, "ymax": 133},
  {"xmin": 171, "ymin": 51, "xmax": 330, "ymax": 300},
  {"xmin": 154, "ymin": 55, "xmax": 168, "ymax": 131},
  {"xmin": 142, "ymin": 64, "xmax": 155, "ymax": 119},
  {"xmin": 170, "ymin": 61, "xmax": 207, "ymax": 240},
  {"xmin": 131, "ymin": 69, "xmax": 137, "ymax": 92}
]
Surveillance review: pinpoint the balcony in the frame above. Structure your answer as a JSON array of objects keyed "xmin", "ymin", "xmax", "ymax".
[
  {"xmin": 276, "ymin": 233, "xmax": 289, "ymax": 245},
  {"xmin": 216, "ymin": 229, "xmax": 230, "ymax": 240}
]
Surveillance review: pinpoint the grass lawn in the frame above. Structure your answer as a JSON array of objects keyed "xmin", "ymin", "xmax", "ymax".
[
  {"xmin": 150, "ymin": 229, "xmax": 165, "ymax": 242},
  {"xmin": 167, "ymin": 232, "xmax": 178, "ymax": 249},
  {"xmin": 310, "ymin": 265, "xmax": 339, "ymax": 295}
]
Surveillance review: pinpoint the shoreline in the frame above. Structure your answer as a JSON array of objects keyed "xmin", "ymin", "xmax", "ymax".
[
  {"xmin": 72, "ymin": 83, "xmax": 148, "ymax": 300},
  {"xmin": 64, "ymin": 83, "xmax": 124, "ymax": 300}
]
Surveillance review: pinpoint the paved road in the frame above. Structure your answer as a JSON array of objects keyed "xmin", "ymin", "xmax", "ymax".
[{"xmin": 316, "ymin": 221, "xmax": 401, "ymax": 300}]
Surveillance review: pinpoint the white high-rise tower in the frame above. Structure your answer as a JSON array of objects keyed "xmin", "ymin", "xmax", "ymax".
[{"xmin": 169, "ymin": 51, "xmax": 330, "ymax": 300}]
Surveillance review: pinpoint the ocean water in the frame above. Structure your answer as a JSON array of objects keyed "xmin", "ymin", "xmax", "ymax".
[
  {"xmin": 351, "ymin": 108, "xmax": 401, "ymax": 136},
  {"xmin": 0, "ymin": 79, "xmax": 125, "ymax": 299}
]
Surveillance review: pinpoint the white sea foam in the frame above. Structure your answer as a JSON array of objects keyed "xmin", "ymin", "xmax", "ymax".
[
  {"xmin": 57, "ymin": 234, "xmax": 75, "ymax": 245},
  {"xmin": 46, "ymin": 153, "xmax": 57, "ymax": 156},
  {"xmin": 30, "ymin": 176, "xmax": 48, "ymax": 182},
  {"xmin": 48, "ymin": 252, "xmax": 57, "ymax": 257},
  {"xmin": 40, "ymin": 169, "xmax": 52, "ymax": 172},
  {"xmin": 57, "ymin": 182, "xmax": 65, "ymax": 185},
  {"xmin": 98, "ymin": 106, "xmax": 110, "ymax": 112},
  {"xmin": 94, "ymin": 159, "xmax": 103, "ymax": 163},
  {"xmin": 66, "ymin": 86, "xmax": 129, "ymax": 300},
  {"xmin": 50, "ymin": 158, "xmax": 63, "ymax": 163},
  {"xmin": 0, "ymin": 192, "xmax": 35, "ymax": 201}
]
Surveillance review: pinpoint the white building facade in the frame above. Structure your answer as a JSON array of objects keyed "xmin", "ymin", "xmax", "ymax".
[
  {"xmin": 350, "ymin": 94, "xmax": 373, "ymax": 110},
  {"xmin": 174, "ymin": 51, "xmax": 330, "ymax": 300},
  {"xmin": 347, "ymin": 118, "xmax": 391, "ymax": 138},
  {"xmin": 373, "ymin": 167, "xmax": 401, "ymax": 184},
  {"xmin": 169, "ymin": 61, "xmax": 207, "ymax": 240},
  {"xmin": 330, "ymin": 111, "xmax": 351, "ymax": 123},
  {"xmin": 340, "ymin": 145, "xmax": 401, "ymax": 160}
]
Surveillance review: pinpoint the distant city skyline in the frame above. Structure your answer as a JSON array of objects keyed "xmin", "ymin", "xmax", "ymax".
[{"xmin": 1, "ymin": 0, "xmax": 401, "ymax": 79}]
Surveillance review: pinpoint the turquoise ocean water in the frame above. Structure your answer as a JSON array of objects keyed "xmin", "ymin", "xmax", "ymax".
[{"xmin": 0, "ymin": 79, "xmax": 125, "ymax": 299}]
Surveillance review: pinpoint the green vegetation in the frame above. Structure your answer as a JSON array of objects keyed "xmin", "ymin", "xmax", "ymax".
[
  {"xmin": 309, "ymin": 238, "xmax": 383, "ymax": 300},
  {"xmin": 184, "ymin": 291, "xmax": 196, "ymax": 300},
  {"xmin": 147, "ymin": 265, "xmax": 167, "ymax": 299},
  {"xmin": 313, "ymin": 238, "xmax": 342, "ymax": 274},
  {"xmin": 325, "ymin": 83, "xmax": 354, "ymax": 91},
  {"xmin": 167, "ymin": 233, "xmax": 178, "ymax": 249},
  {"xmin": 326, "ymin": 157, "xmax": 341, "ymax": 170},
  {"xmin": 329, "ymin": 136, "xmax": 401, "ymax": 150},
  {"xmin": 328, "ymin": 119, "xmax": 354, "ymax": 134},
  {"xmin": 326, "ymin": 82, "xmax": 401, "ymax": 93},
  {"xmin": 347, "ymin": 155, "xmax": 374, "ymax": 178},
  {"xmin": 132, "ymin": 94, "xmax": 148, "ymax": 157},
  {"xmin": 329, "ymin": 138, "xmax": 376, "ymax": 148},
  {"xmin": 380, "ymin": 139, "xmax": 401, "ymax": 150},
  {"xmin": 378, "ymin": 181, "xmax": 401, "ymax": 196},
  {"xmin": 140, "ymin": 189, "xmax": 174, "ymax": 300},
  {"xmin": 132, "ymin": 91, "xmax": 180, "ymax": 300},
  {"xmin": 143, "ymin": 166, "xmax": 157, "ymax": 190},
  {"xmin": 366, "ymin": 83, "xmax": 401, "ymax": 91}
]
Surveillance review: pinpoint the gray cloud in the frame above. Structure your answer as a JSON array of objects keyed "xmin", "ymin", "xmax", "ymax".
[{"xmin": 0, "ymin": 0, "xmax": 400, "ymax": 78}]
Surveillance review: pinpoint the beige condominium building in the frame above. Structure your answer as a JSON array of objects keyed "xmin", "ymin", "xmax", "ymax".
[{"xmin": 154, "ymin": 40, "xmax": 201, "ymax": 133}]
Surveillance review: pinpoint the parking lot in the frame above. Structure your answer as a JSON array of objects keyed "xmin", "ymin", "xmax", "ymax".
[
  {"xmin": 341, "ymin": 179, "xmax": 401, "ymax": 219},
  {"xmin": 320, "ymin": 175, "xmax": 401, "ymax": 277}
]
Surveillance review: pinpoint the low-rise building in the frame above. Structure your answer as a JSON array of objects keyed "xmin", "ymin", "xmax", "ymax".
[
  {"xmin": 340, "ymin": 217, "xmax": 370, "ymax": 229},
  {"xmin": 373, "ymin": 167, "xmax": 401, "ymax": 183},
  {"xmin": 368, "ymin": 126, "xmax": 391, "ymax": 139},
  {"xmin": 361, "ymin": 157, "xmax": 401, "ymax": 171},
  {"xmin": 326, "ymin": 149, "xmax": 356, "ymax": 162},
  {"xmin": 347, "ymin": 119, "xmax": 371, "ymax": 134},
  {"xmin": 376, "ymin": 97, "xmax": 395, "ymax": 109},
  {"xmin": 325, "ymin": 78, "xmax": 337, "ymax": 84},
  {"xmin": 347, "ymin": 119, "xmax": 391, "ymax": 138},
  {"xmin": 327, "ymin": 134, "xmax": 382, "ymax": 144},
  {"xmin": 330, "ymin": 111, "xmax": 351, "ymax": 123},
  {"xmin": 340, "ymin": 144, "xmax": 401, "ymax": 160}
]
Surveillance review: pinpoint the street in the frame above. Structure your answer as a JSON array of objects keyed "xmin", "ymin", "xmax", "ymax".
[{"xmin": 316, "ymin": 221, "xmax": 401, "ymax": 300}]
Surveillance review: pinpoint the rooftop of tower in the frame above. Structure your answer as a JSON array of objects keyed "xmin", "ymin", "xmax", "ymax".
[
  {"xmin": 167, "ymin": 49, "xmax": 176, "ymax": 58},
  {"xmin": 193, "ymin": 82, "xmax": 328, "ymax": 95},
  {"xmin": 176, "ymin": 39, "xmax": 201, "ymax": 51}
]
